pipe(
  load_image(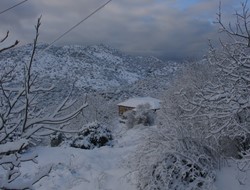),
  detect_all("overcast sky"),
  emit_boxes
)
[0,0,241,60]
